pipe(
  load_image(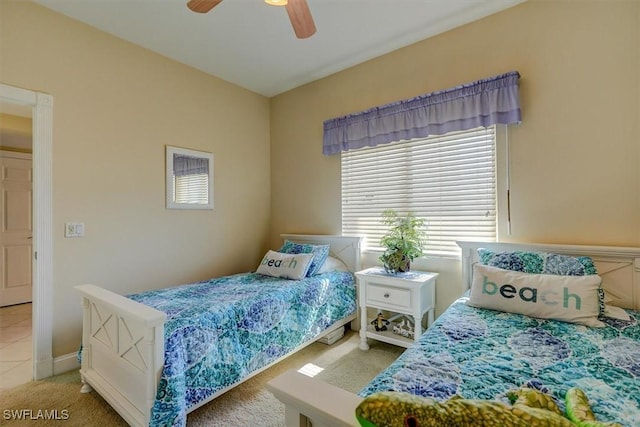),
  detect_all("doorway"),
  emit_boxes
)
[0,113,33,388]
[0,83,53,381]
